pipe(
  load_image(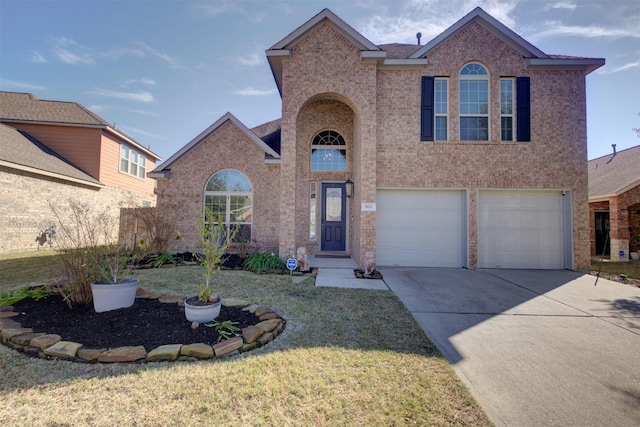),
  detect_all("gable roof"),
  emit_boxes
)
[410,7,604,74]
[266,8,603,95]
[266,8,427,95]
[148,113,281,178]
[589,145,640,201]
[0,92,162,161]
[0,123,103,188]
